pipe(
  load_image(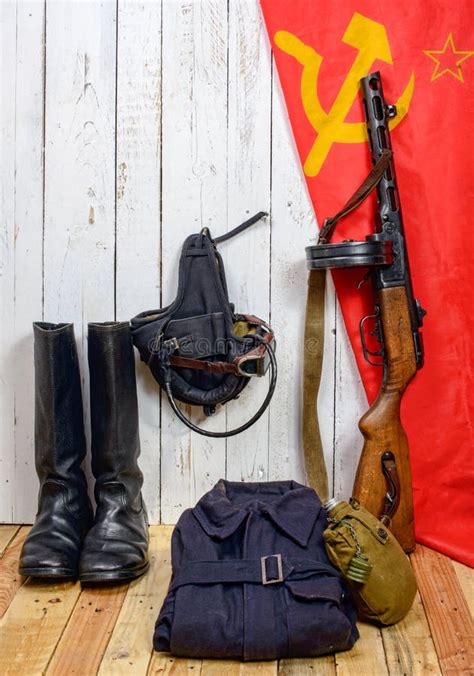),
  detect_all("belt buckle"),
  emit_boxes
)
[261,554,283,585]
